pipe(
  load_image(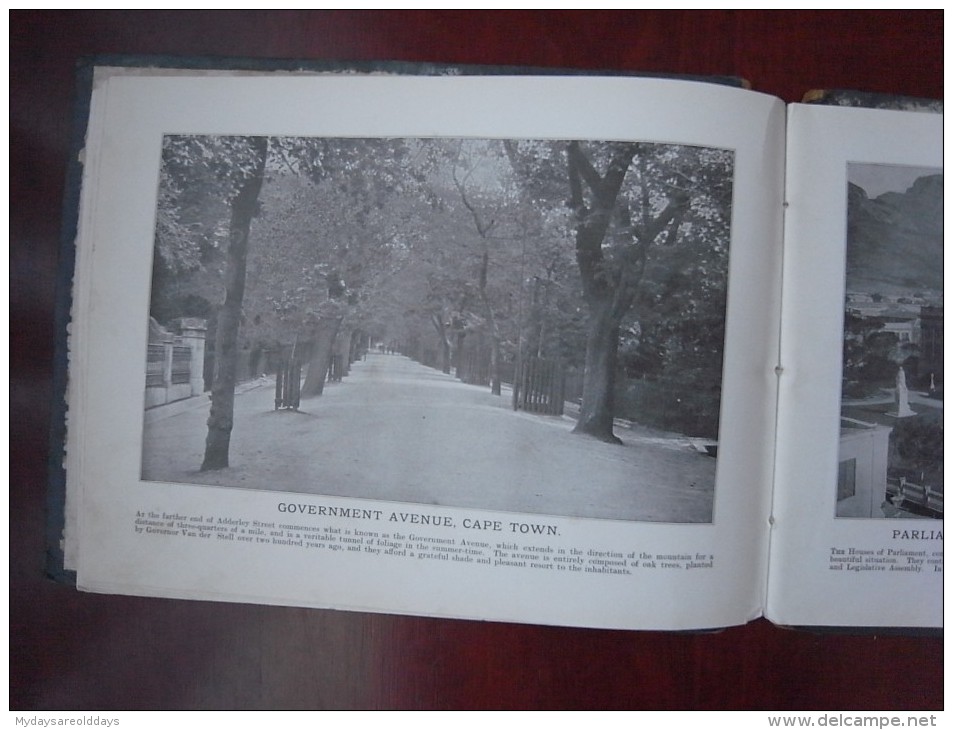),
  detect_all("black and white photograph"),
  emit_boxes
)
[836,163,943,519]
[141,134,735,524]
